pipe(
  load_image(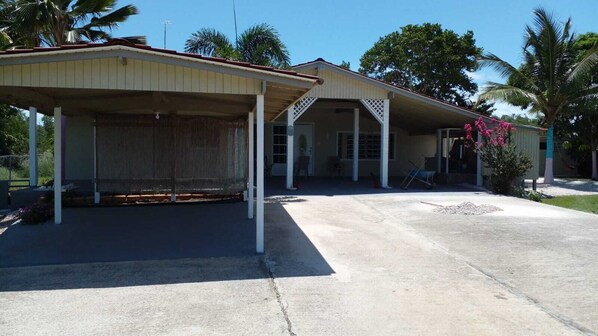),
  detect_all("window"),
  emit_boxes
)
[272,125,287,164]
[337,132,395,160]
